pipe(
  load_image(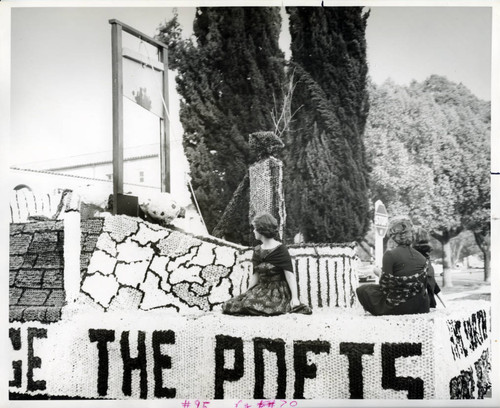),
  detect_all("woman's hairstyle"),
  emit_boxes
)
[252,212,279,239]
[388,215,414,245]
[413,226,433,256]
